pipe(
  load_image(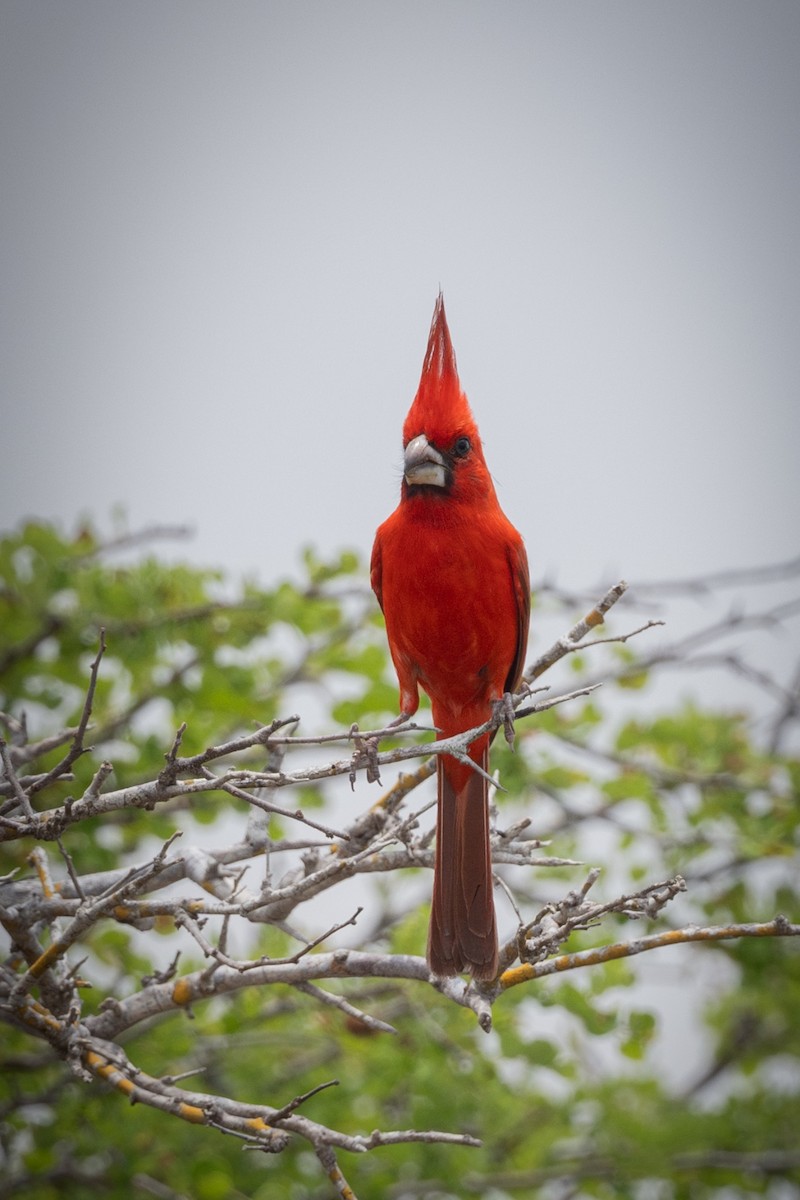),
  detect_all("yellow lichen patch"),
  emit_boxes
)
[177,1102,206,1124]
[84,1051,135,1095]
[245,1117,272,1132]
[498,963,534,989]
[28,942,65,978]
[171,977,194,1007]
[24,1000,62,1033]
[27,849,56,897]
